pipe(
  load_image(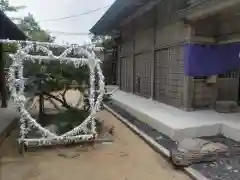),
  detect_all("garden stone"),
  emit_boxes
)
[171,138,229,166]
[177,138,228,153]
[178,138,209,151]
[201,142,228,152]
